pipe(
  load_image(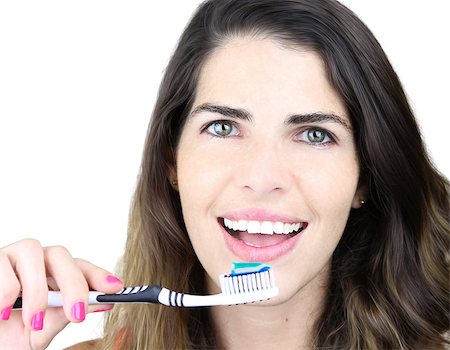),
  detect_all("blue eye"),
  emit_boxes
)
[296,128,334,145]
[206,121,240,137]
